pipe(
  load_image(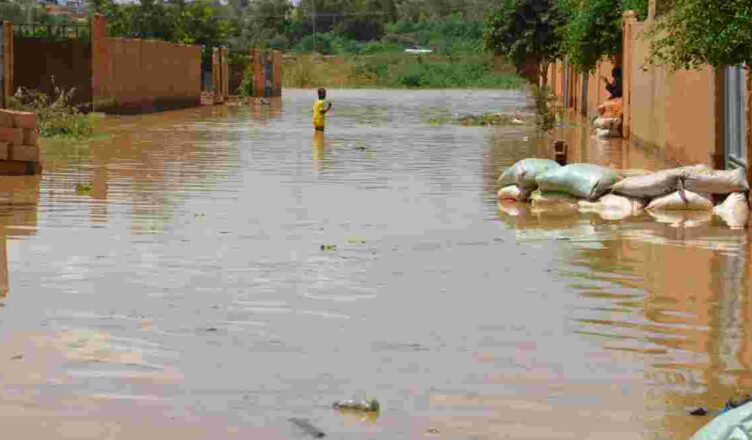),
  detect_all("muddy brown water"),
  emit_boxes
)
[0,89,749,439]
